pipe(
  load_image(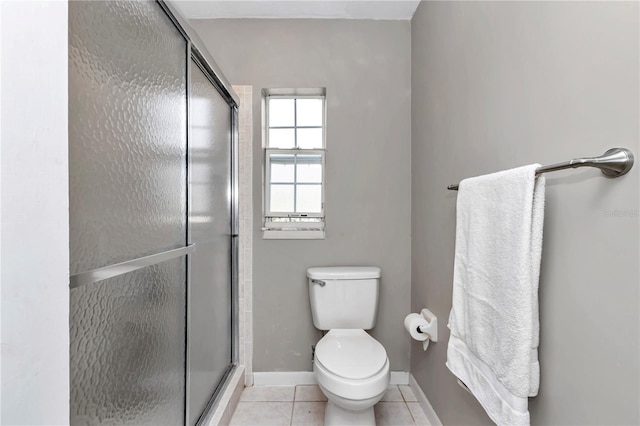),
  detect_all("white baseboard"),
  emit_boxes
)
[252,371,410,386]
[409,373,442,426]
[253,371,316,386]
[390,371,410,385]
